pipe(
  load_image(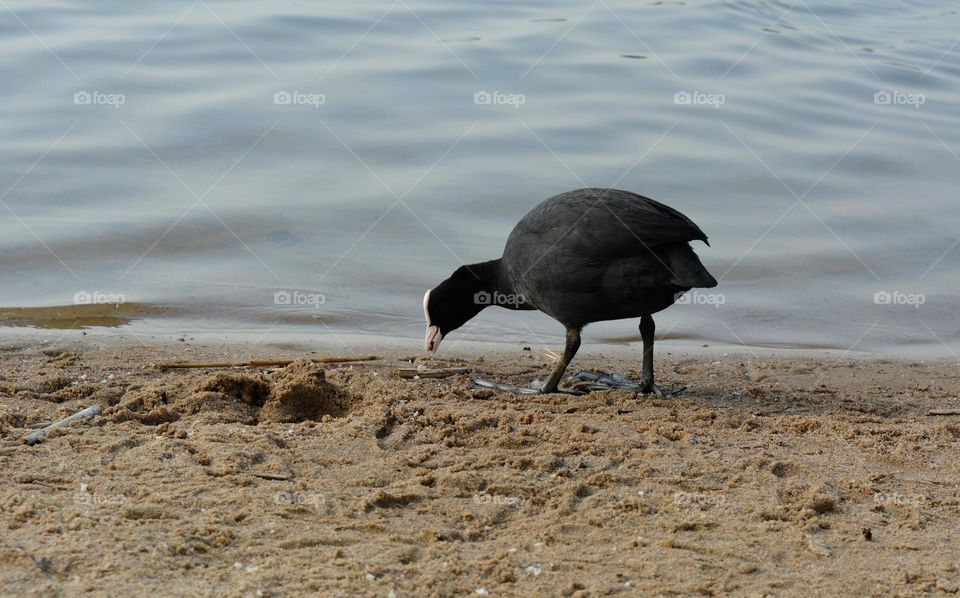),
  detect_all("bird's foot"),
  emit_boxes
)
[570,371,680,398]
[570,370,646,393]
[638,380,666,399]
[472,378,585,396]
